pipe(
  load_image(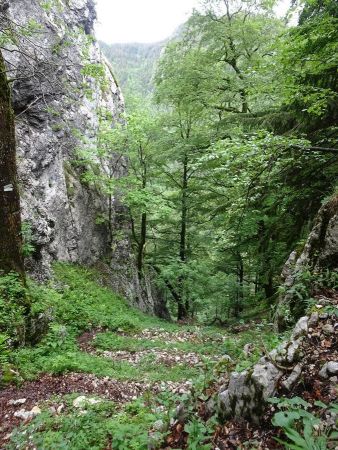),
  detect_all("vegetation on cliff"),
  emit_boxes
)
[0,0,337,448]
